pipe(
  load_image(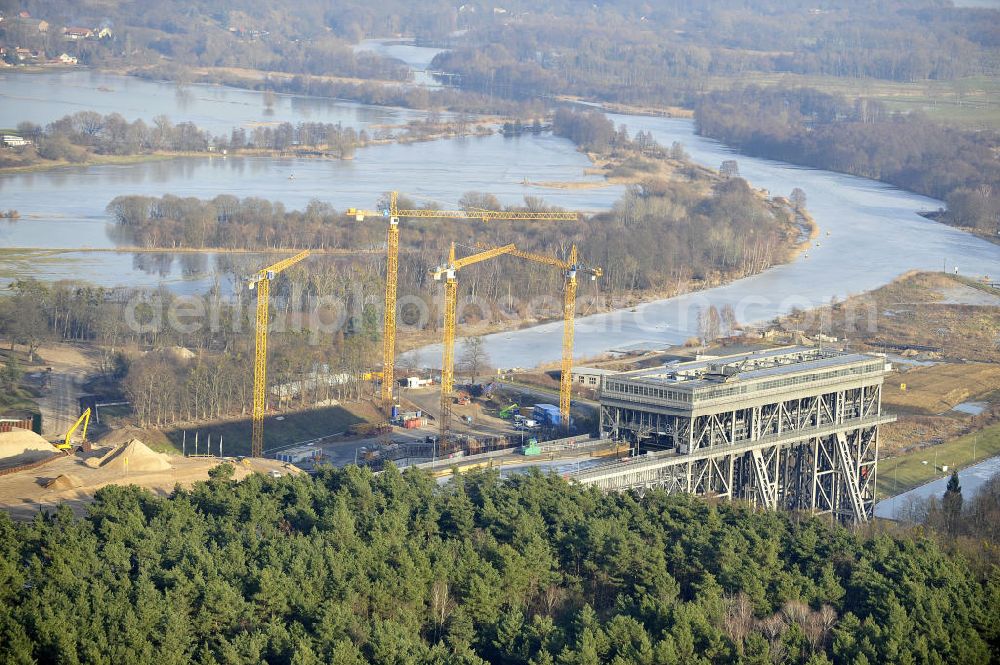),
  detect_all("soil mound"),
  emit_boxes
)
[95,426,152,448]
[0,429,58,466]
[98,439,172,473]
[44,473,82,490]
